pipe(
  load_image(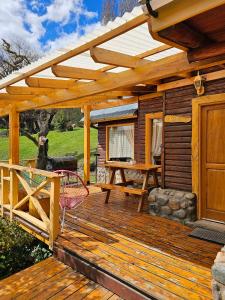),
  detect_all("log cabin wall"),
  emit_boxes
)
[164,78,225,192]
[97,79,225,191]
